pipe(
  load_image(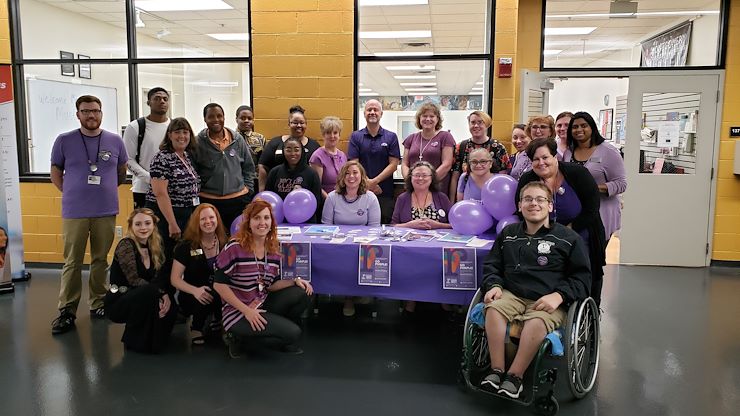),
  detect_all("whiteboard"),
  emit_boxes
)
[26,79,118,173]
